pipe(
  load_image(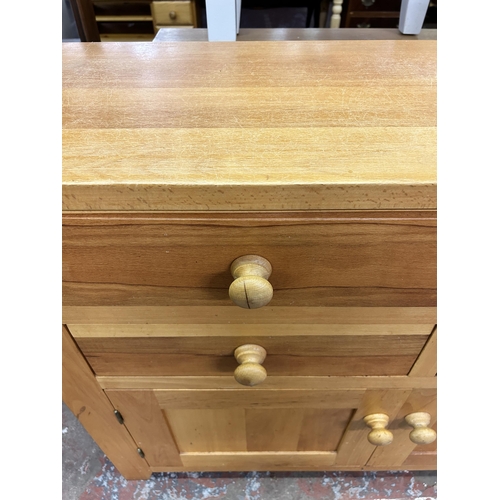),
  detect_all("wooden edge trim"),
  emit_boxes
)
[149,463,436,472]
[96,376,437,391]
[62,325,151,479]
[67,323,436,338]
[408,326,437,377]
[63,306,438,325]
[179,451,337,468]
